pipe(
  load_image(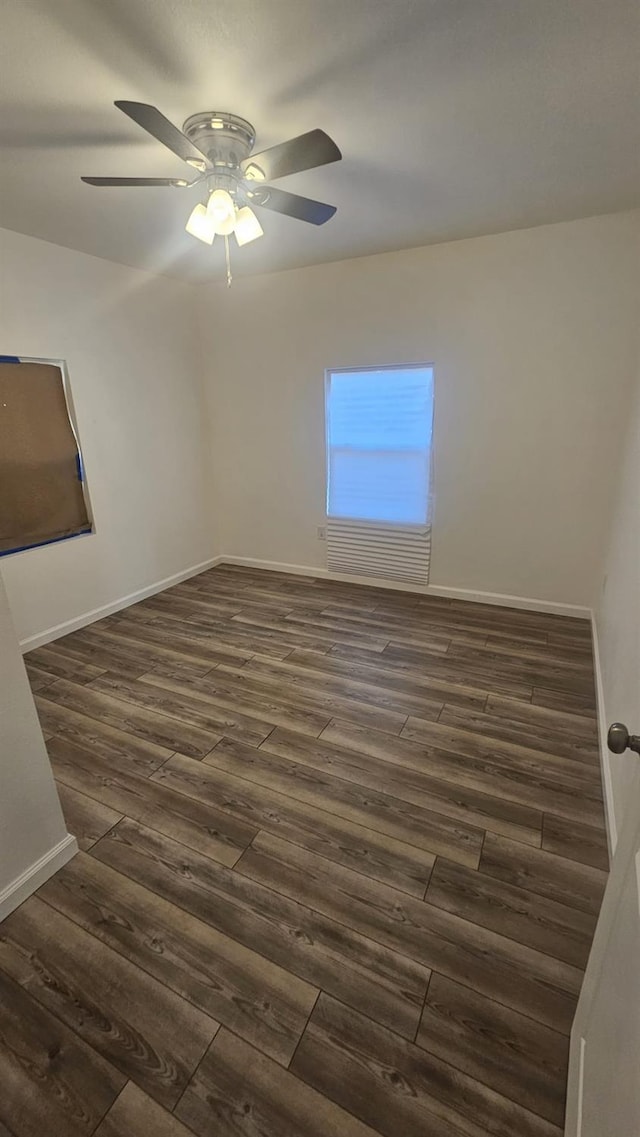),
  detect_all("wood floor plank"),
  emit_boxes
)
[152,752,436,897]
[272,645,488,711]
[38,851,316,1067]
[35,698,173,775]
[400,714,603,787]
[417,973,568,1127]
[0,897,218,1109]
[142,609,326,660]
[38,677,221,759]
[88,672,274,749]
[376,643,535,699]
[95,1082,196,1137]
[542,814,609,871]
[90,817,429,1040]
[425,857,596,968]
[291,993,561,1137]
[260,726,542,847]
[65,624,222,684]
[55,780,123,851]
[176,1026,380,1137]
[158,658,410,736]
[439,703,599,767]
[104,616,256,667]
[25,644,106,684]
[0,968,125,1137]
[240,653,445,724]
[37,633,151,680]
[49,737,256,865]
[479,832,607,916]
[302,645,495,704]
[206,736,483,867]
[231,608,390,653]
[531,687,597,717]
[23,663,59,692]
[142,667,334,738]
[322,719,605,827]
[236,832,582,1033]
